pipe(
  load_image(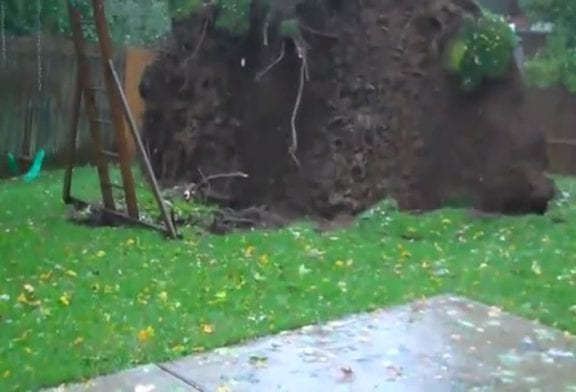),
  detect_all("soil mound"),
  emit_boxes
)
[139,0,555,223]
